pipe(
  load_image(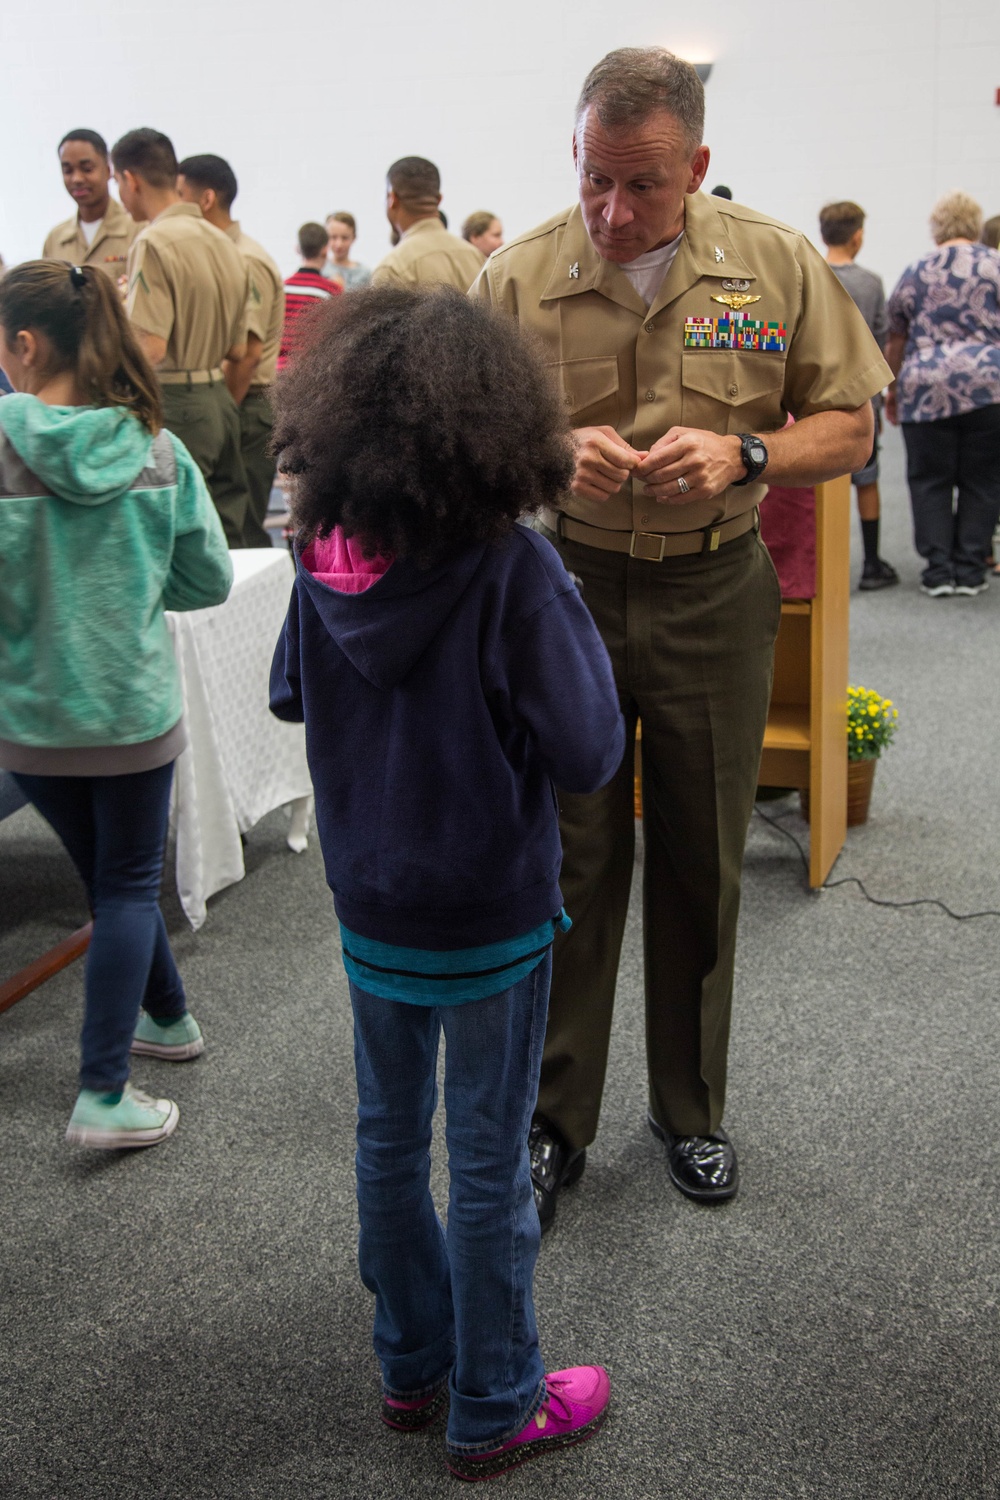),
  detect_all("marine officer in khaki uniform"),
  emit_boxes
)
[177,154,285,549]
[474,47,890,1227]
[111,129,252,546]
[43,129,142,286]
[373,157,484,292]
